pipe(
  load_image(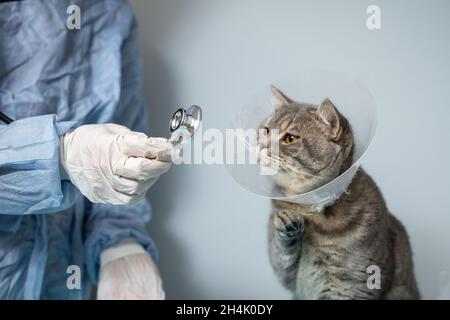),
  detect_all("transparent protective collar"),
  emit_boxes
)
[225,70,377,212]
